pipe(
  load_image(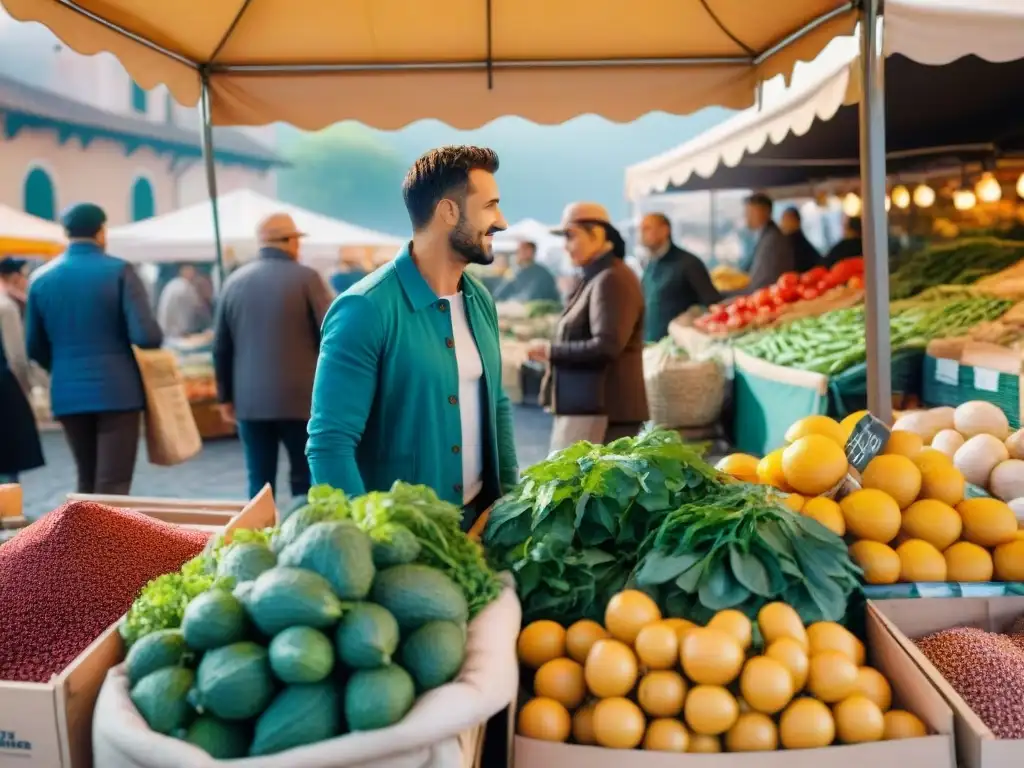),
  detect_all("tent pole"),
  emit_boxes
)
[858,0,891,423]
[198,71,225,290]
